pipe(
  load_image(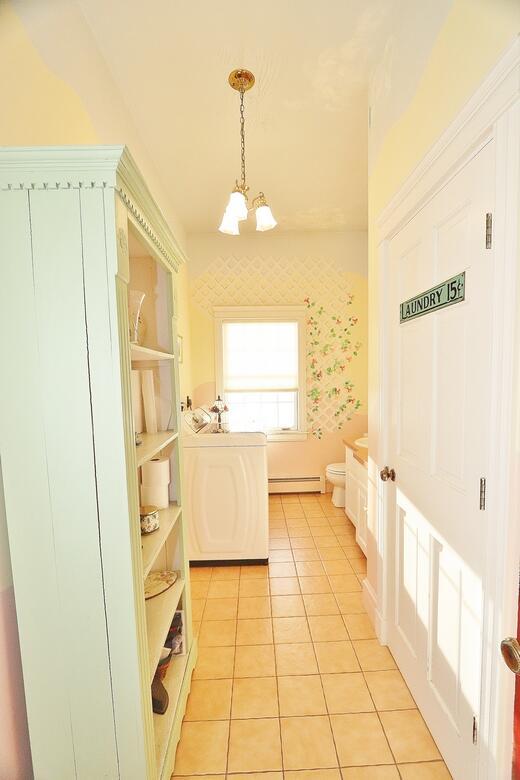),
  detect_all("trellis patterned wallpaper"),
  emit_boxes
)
[190,247,367,438]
